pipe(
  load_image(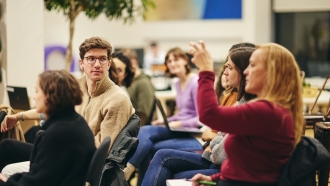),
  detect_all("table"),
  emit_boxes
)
[155,90,177,120]
[303,91,330,114]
